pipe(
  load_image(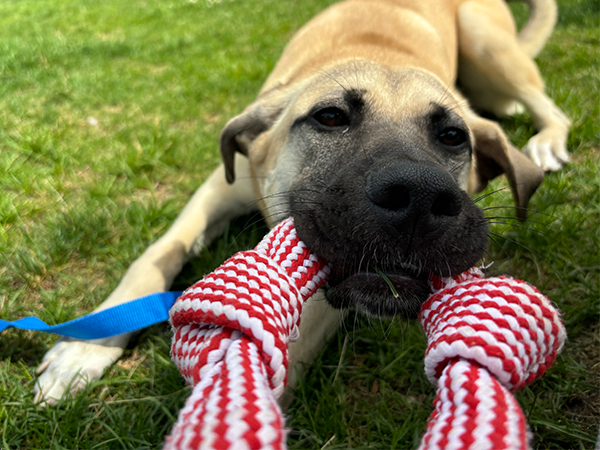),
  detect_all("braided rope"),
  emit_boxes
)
[419,269,566,449]
[165,219,566,450]
[165,218,330,449]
